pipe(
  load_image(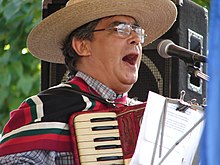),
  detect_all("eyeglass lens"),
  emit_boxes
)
[115,24,146,43]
